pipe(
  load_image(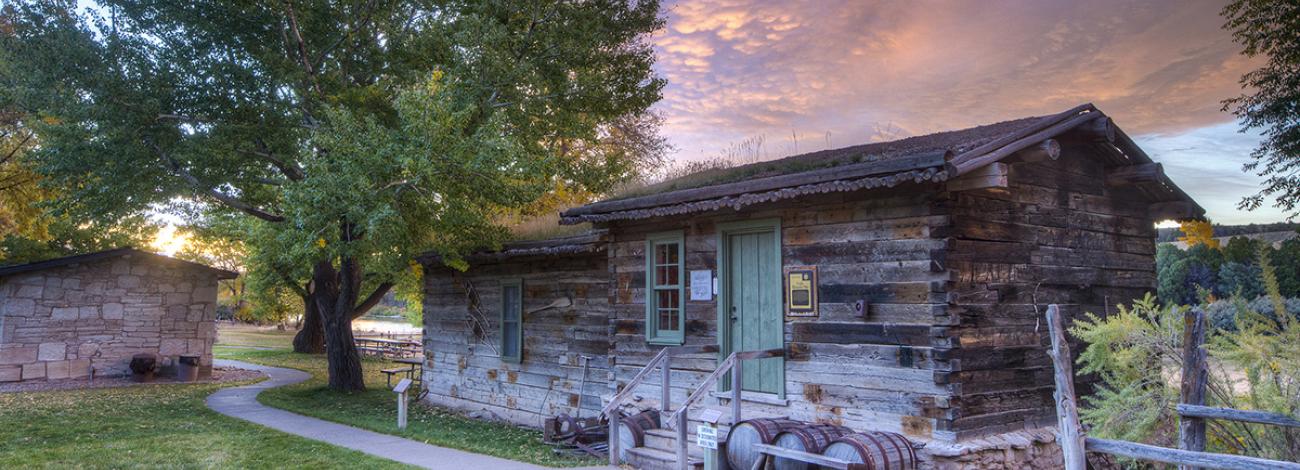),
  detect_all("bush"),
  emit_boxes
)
[1075,250,1300,460]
